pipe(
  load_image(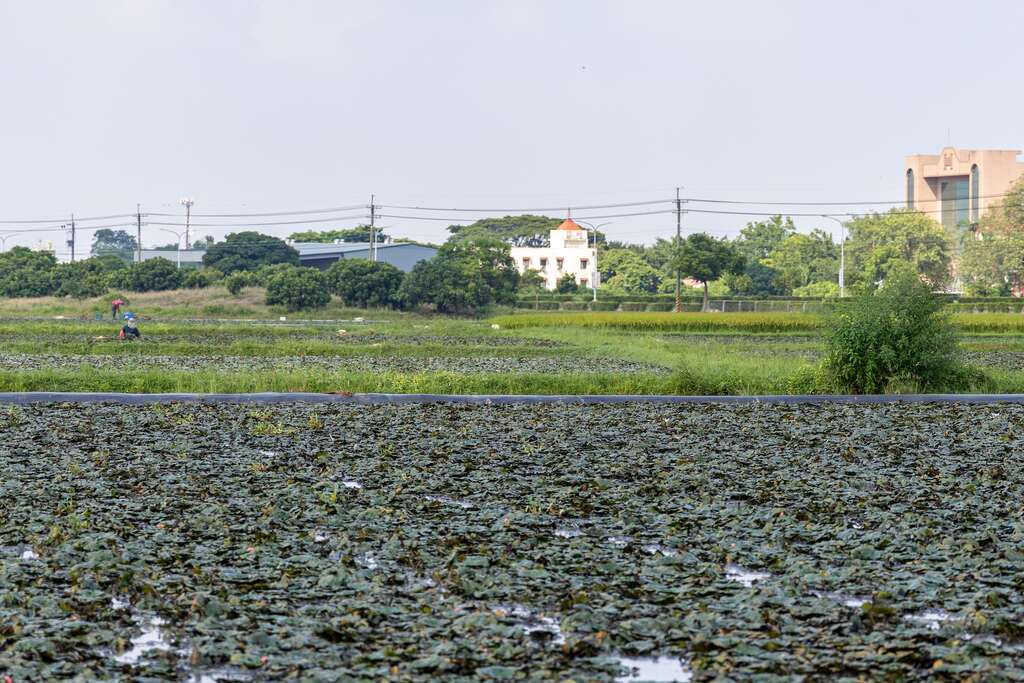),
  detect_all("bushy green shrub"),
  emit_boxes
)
[555,273,579,294]
[822,265,970,393]
[325,259,404,308]
[0,247,58,297]
[105,257,182,292]
[399,239,519,313]
[183,268,221,289]
[224,271,254,295]
[252,263,297,287]
[265,267,330,311]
